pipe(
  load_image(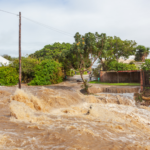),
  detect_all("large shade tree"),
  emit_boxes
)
[58,49,73,77]
[60,32,107,88]
[99,36,137,71]
[135,45,150,62]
